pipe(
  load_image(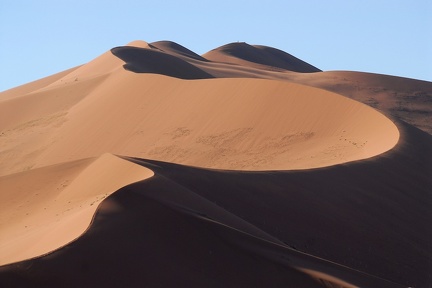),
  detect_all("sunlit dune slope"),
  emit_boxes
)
[0,153,153,265]
[0,66,81,101]
[0,65,399,175]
